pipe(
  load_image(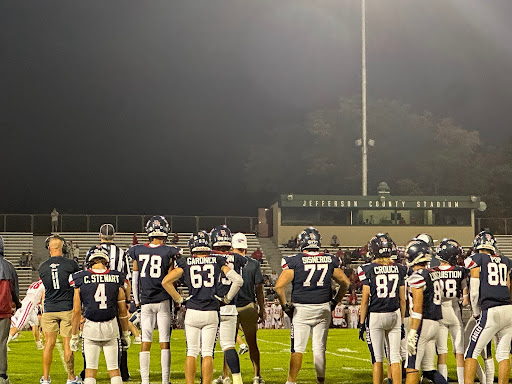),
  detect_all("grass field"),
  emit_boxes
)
[7,329,460,384]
